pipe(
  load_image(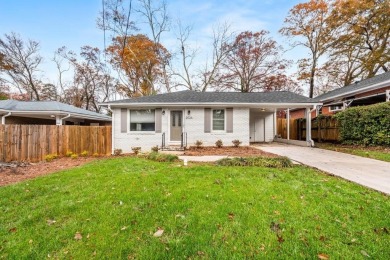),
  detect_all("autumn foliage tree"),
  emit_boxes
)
[280,0,332,98]
[328,0,389,80]
[107,34,170,97]
[220,31,293,93]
